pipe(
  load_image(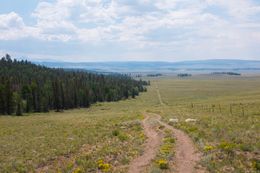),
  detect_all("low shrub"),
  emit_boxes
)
[163,137,175,144]
[73,168,82,173]
[204,145,214,152]
[218,142,236,153]
[97,160,111,172]
[252,159,260,171]
[112,129,120,136]
[239,144,253,152]
[158,159,169,169]
[118,133,129,141]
